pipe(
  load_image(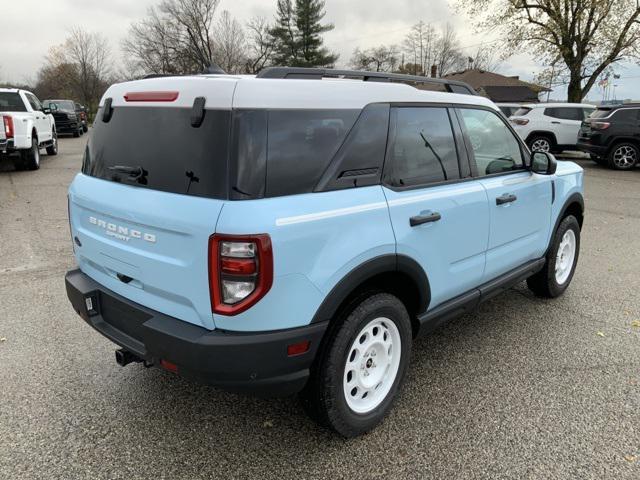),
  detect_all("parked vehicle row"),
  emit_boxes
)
[0,88,57,170]
[498,101,639,170]
[65,68,584,437]
[43,100,87,137]
[578,104,640,170]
